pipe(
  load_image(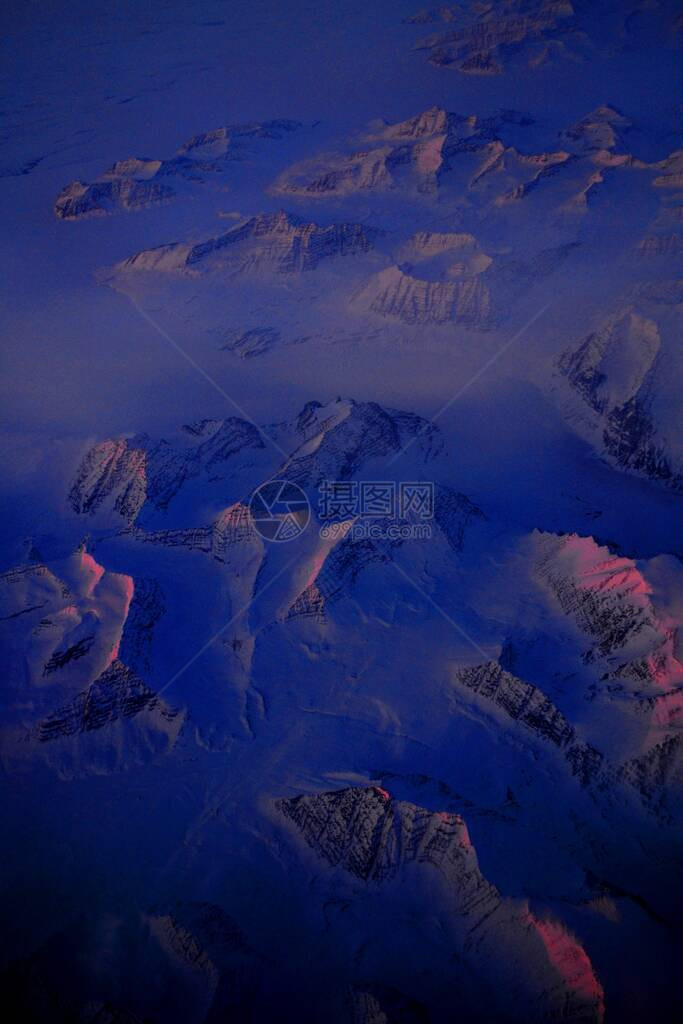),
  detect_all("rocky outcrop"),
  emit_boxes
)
[637,233,683,258]
[21,656,185,777]
[311,537,389,605]
[454,660,575,747]
[176,118,302,158]
[42,634,96,674]
[119,211,376,277]
[356,237,576,327]
[118,578,166,675]
[274,147,395,196]
[36,659,180,741]
[69,418,264,523]
[651,149,683,192]
[534,533,683,705]
[282,399,440,488]
[538,539,655,657]
[560,106,631,153]
[602,396,682,489]
[1,548,134,694]
[147,902,259,1022]
[280,787,605,1022]
[557,292,683,490]
[538,535,653,652]
[434,486,484,551]
[523,911,605,1024]
[286,583,326,623]
[355,265,493,326]
[279,786,498,896]
[618,733,683,821]
[219,326,280,358]
[141,503,259,563]
[558,309,660,418]
[55,174,176,219]
[274,105,568,203]
[55,120,302,218]
[397,230,492,272]
[148,913,219,994]
[452,660,606,786]
[69,440,148,521]
[408,1,589,74]
[270,107,488,195]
